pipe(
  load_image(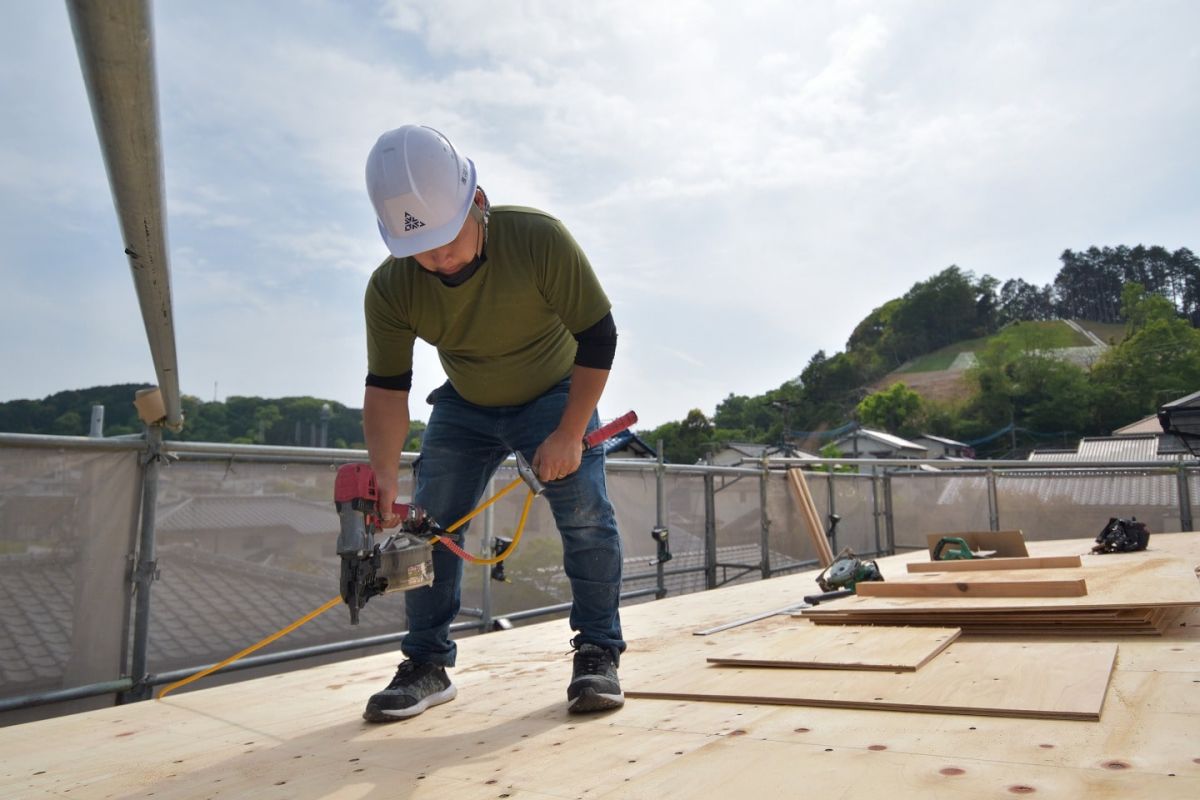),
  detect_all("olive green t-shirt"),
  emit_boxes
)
[364,206,611,407]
